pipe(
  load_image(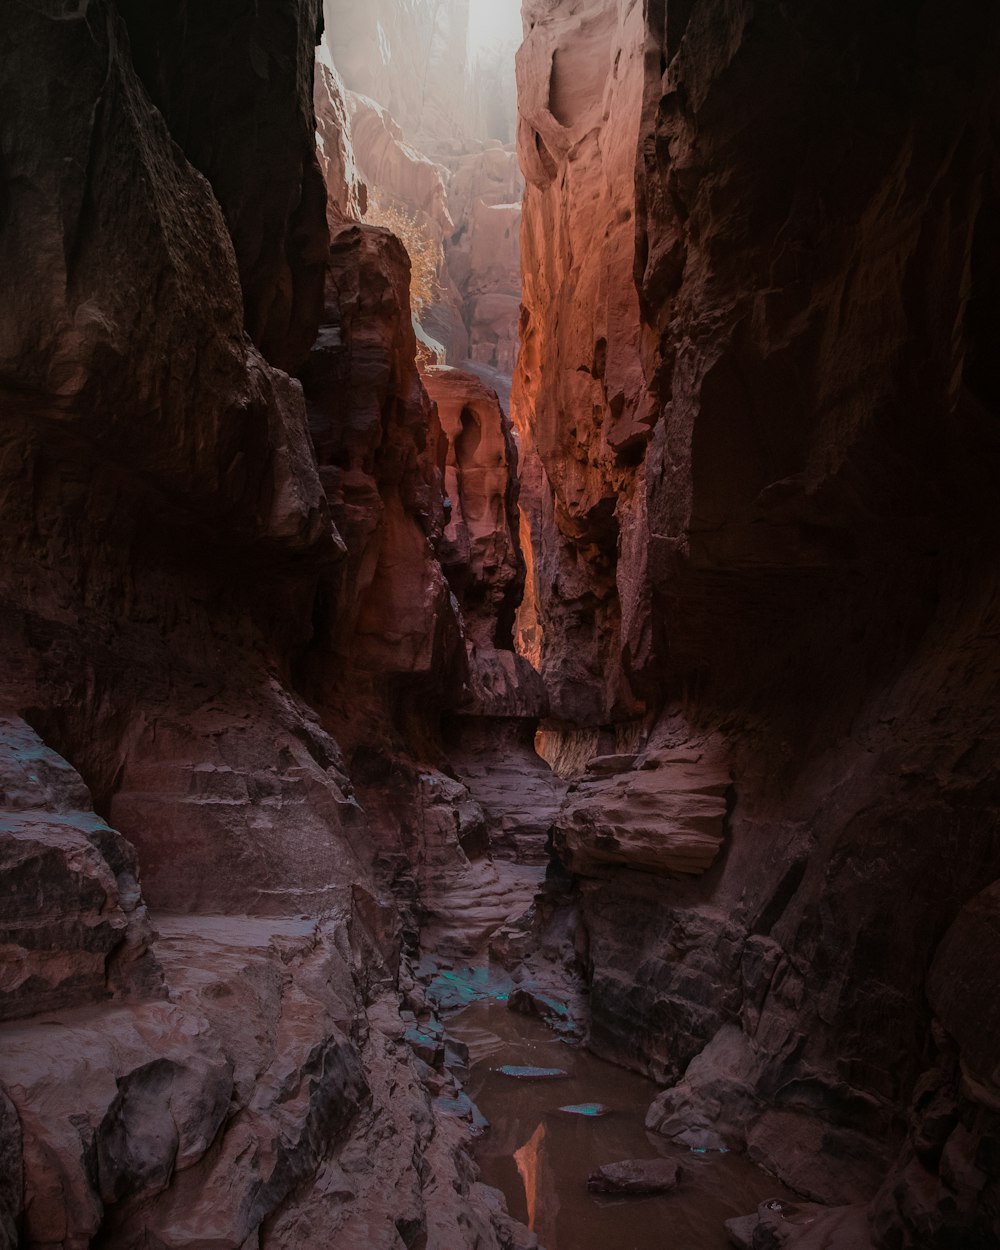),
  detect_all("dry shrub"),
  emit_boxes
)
[365,200,442,314]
